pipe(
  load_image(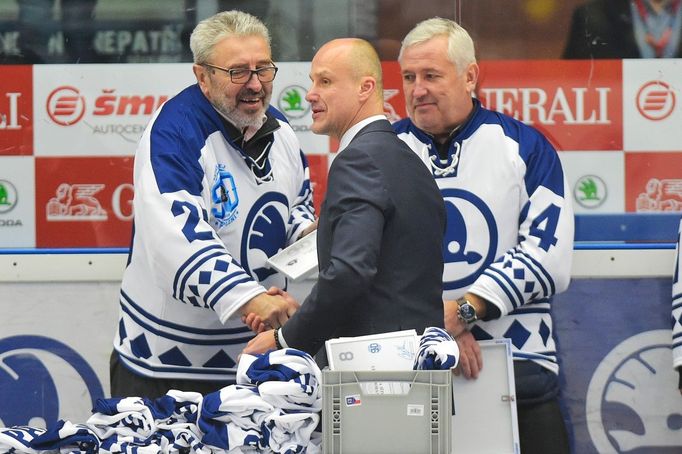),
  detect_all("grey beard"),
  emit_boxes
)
[216,91,272,130]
